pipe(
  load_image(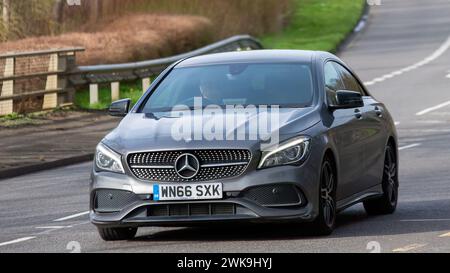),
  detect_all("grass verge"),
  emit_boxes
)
[261,0,366,52]
[74,81,146,110]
